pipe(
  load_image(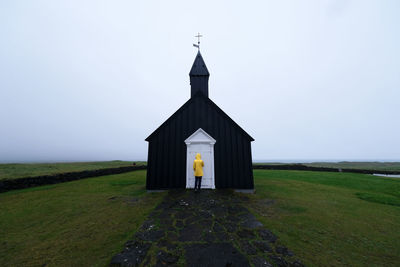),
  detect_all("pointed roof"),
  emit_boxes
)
[145,92,254,142]
[189,51,210,76]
